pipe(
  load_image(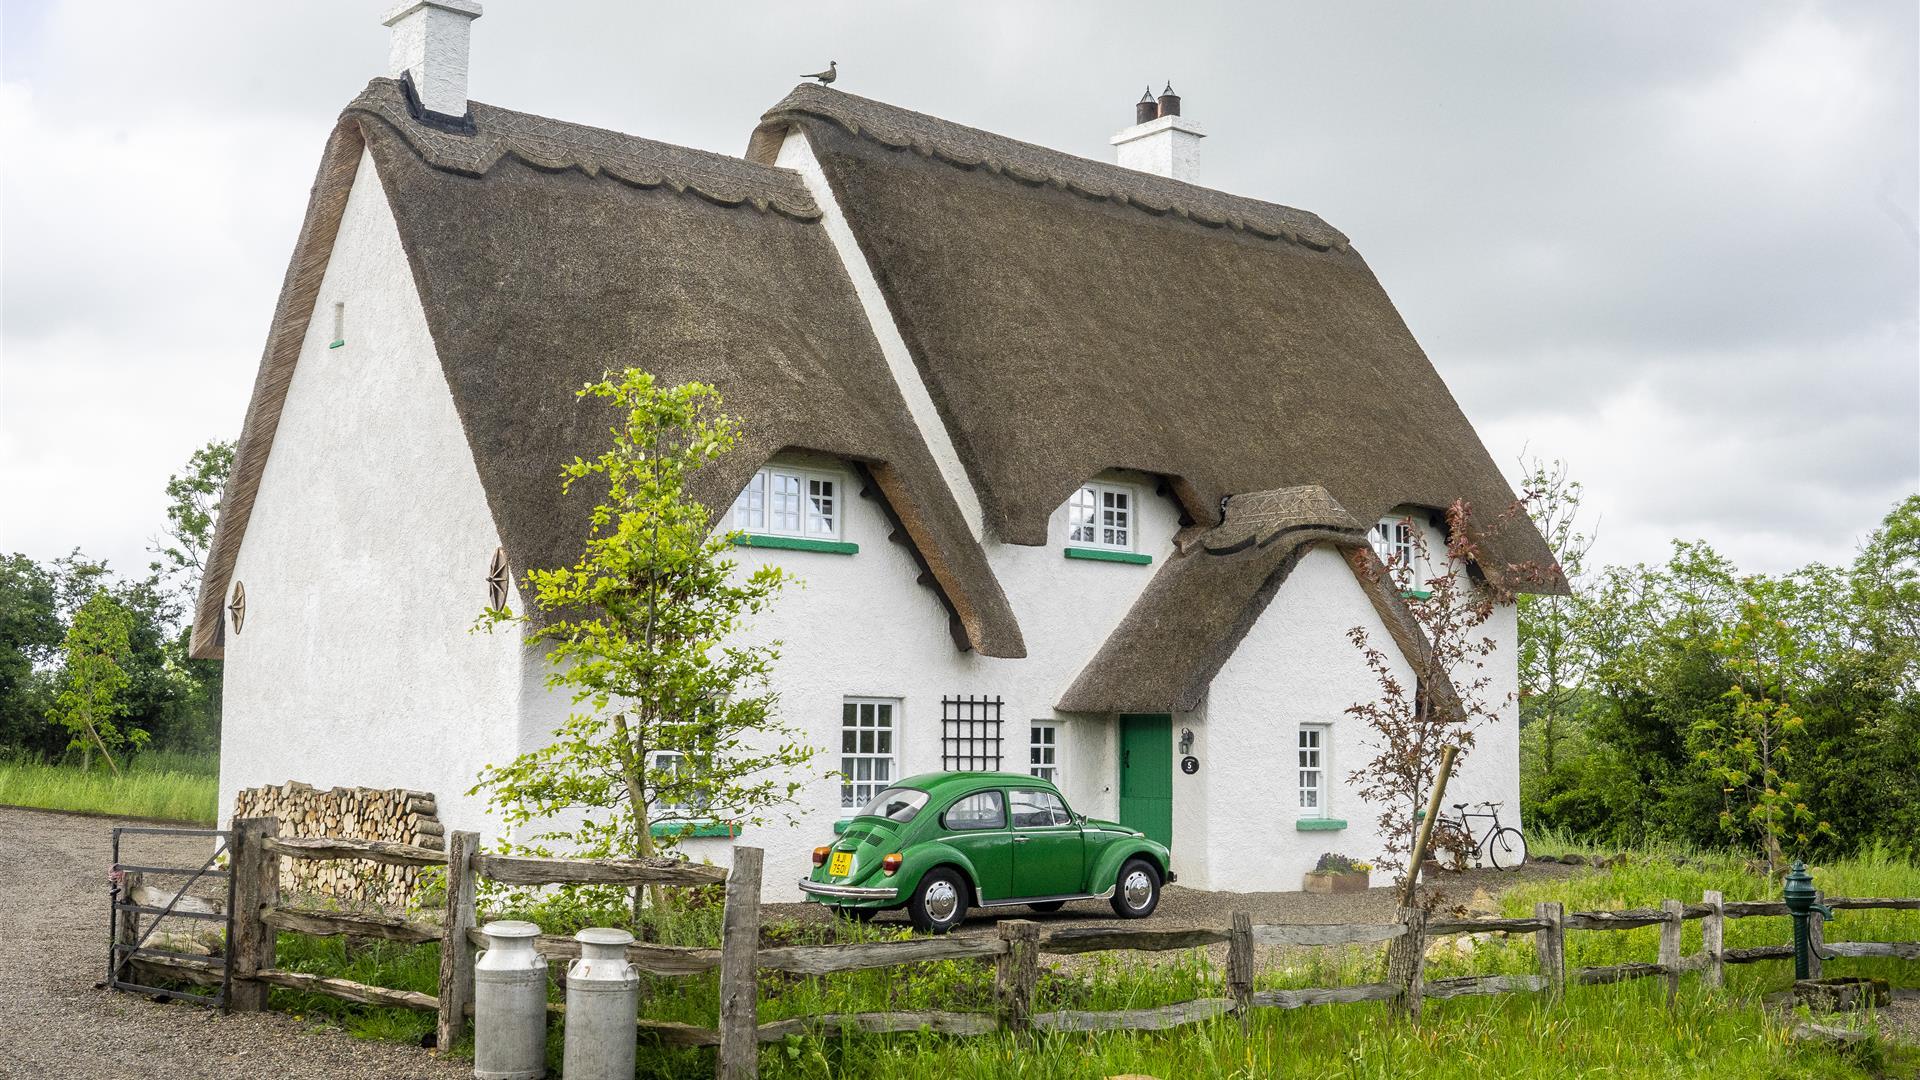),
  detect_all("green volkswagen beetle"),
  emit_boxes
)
[799,771,1175,933]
